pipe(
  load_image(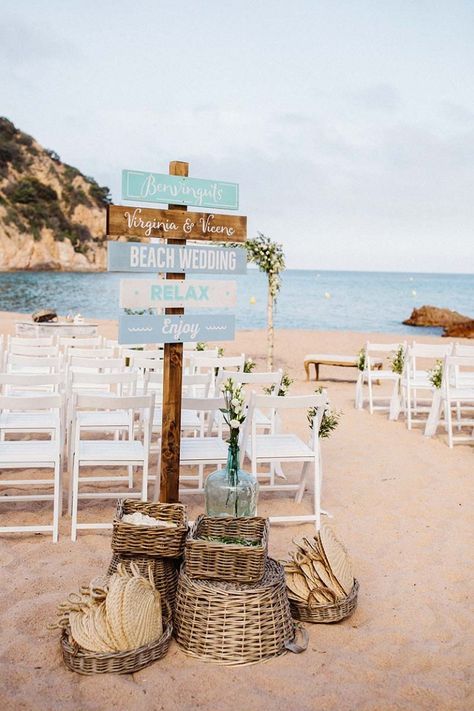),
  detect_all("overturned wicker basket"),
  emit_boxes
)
[290,579,359,624]
[61,611,173,675]
[174,558,306,665]
[108,553,180,610]
[185,515,268,584]
[112,500,188,558]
